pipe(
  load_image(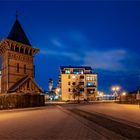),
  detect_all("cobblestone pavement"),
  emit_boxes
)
[0,106,109,140]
